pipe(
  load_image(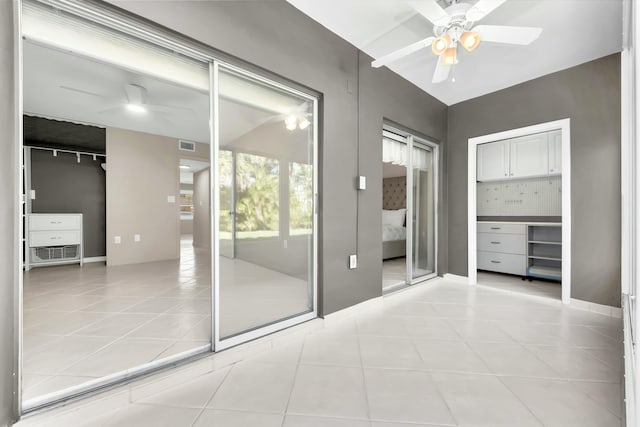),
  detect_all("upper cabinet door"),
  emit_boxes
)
[509,132,549,179]
[548,130,562,176]
[477,140,510,182]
